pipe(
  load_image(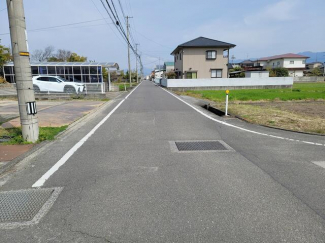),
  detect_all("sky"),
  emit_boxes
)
[0,0,324,74]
